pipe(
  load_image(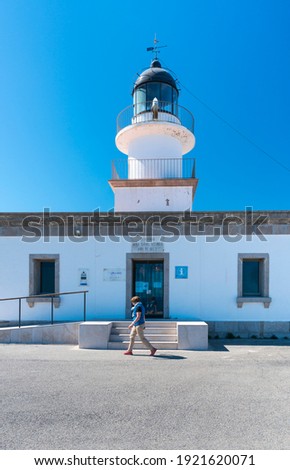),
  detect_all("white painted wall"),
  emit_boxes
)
[0,237,130,323]
[114,186,193,212]
[115,121,195,155]
[0,234,290,323]
[128,134,182,159]
[167,235,290,322]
